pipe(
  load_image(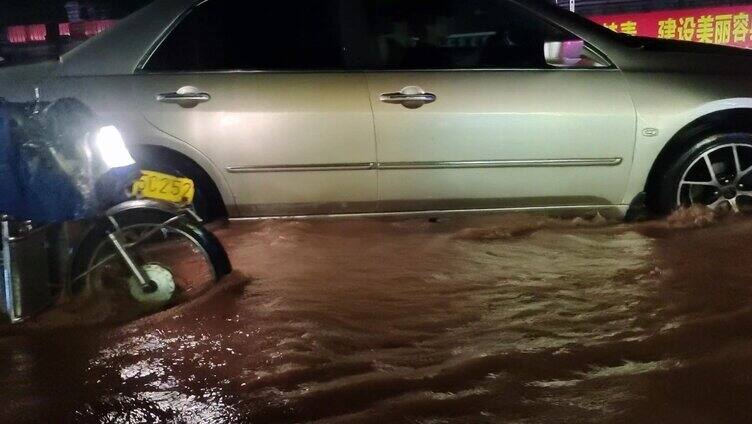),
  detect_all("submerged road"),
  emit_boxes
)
[1,210,752,423]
